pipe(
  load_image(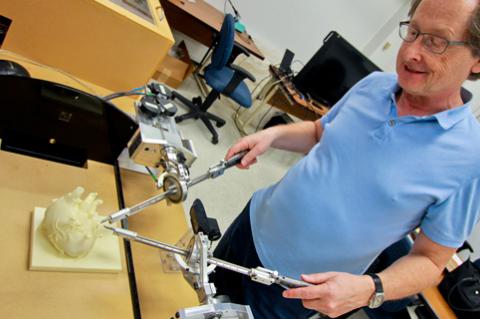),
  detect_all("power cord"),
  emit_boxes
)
[103,87,148,101]
[292,59,305,70]
[254,105,273,132]
[251,70,301,133]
